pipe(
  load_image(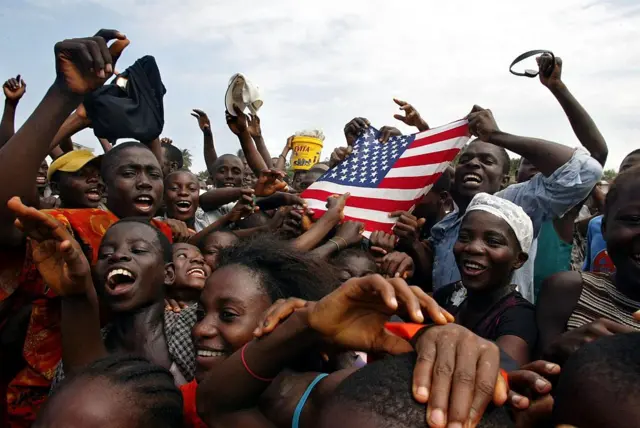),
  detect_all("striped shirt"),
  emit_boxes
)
[566,272,640,331]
